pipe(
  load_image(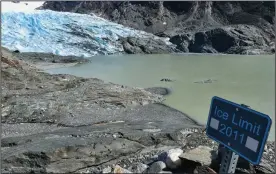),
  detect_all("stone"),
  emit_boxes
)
[121,37,177,54]
[255,159,275,173]
[122,40,143,54]
[160,148,183,169]
[145,87,171,96]
[193,166,217,174]
[169,34,191,52]
[179,146,216,166]
[131,101,138,106]
[102,166,112,173]
[113,165,132,174]
[147,161,166,173]
[160,78,174,82]
[13,50,20,53]
[128,163,148,173]
[158,171,173,174]
[141,101,149,106]
[142,128,162,133]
